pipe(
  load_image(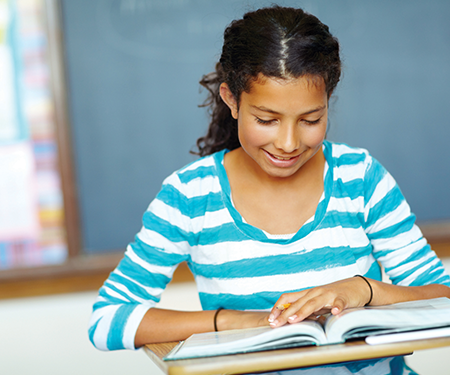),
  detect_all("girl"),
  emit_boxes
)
[89,6,450,374]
